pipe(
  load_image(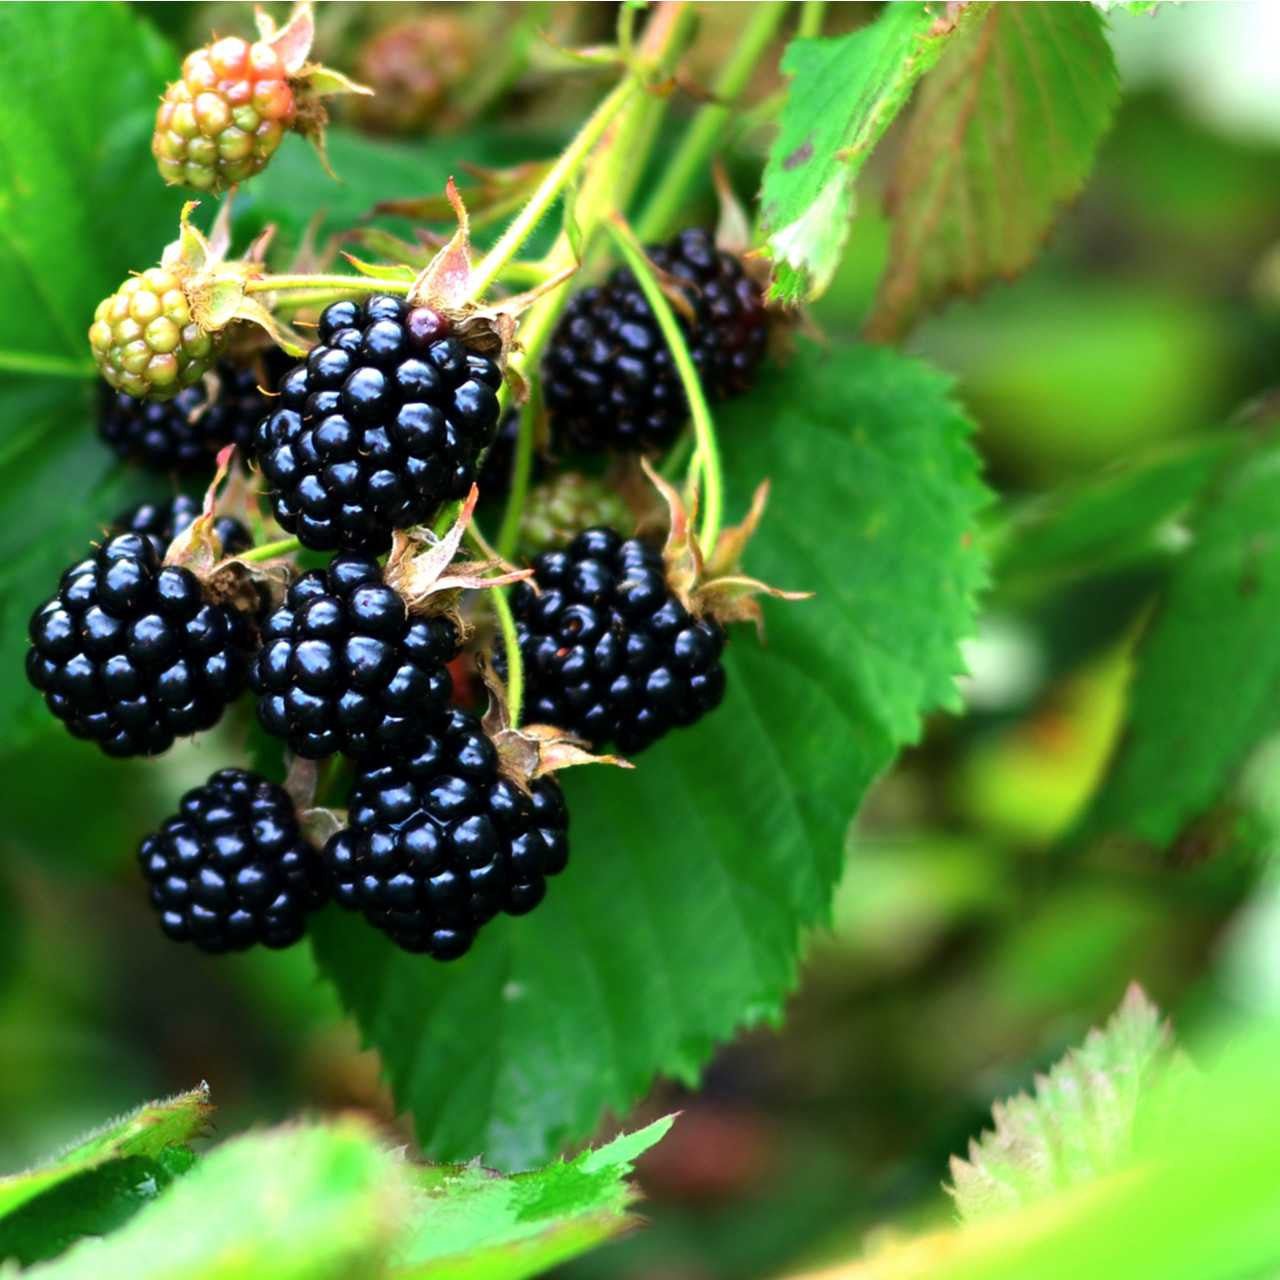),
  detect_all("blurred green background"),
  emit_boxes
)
[3,4,1280,1277]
